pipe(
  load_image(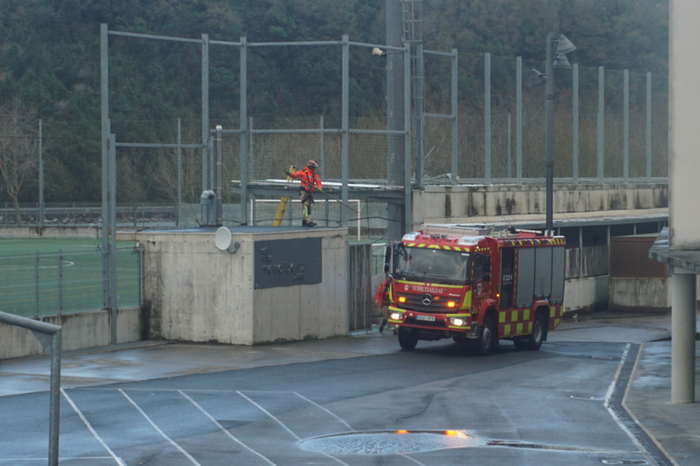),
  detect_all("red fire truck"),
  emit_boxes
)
[384,224,566,355]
